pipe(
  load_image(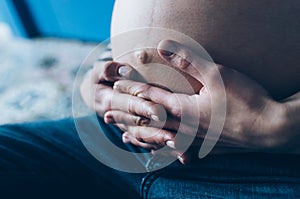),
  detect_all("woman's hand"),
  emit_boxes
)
[80,60,165,121]
[109,40,292,161]
[80,59,175,150]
